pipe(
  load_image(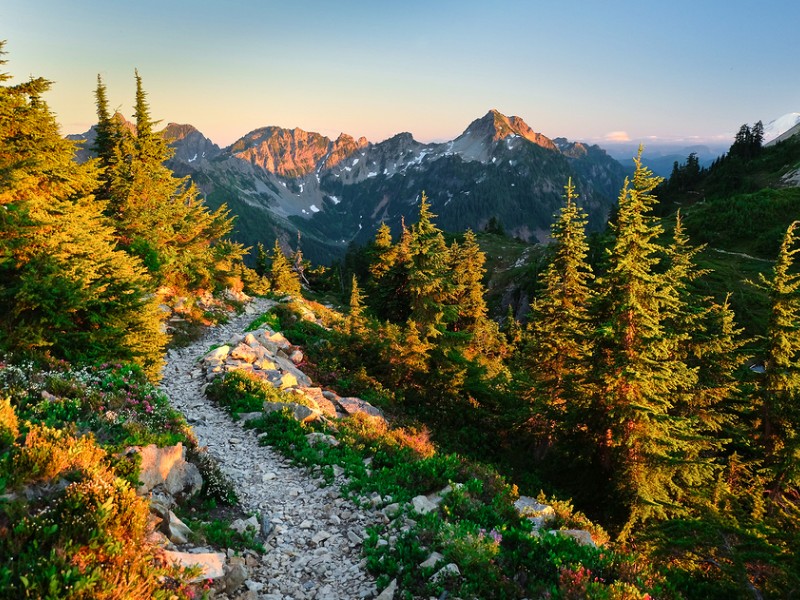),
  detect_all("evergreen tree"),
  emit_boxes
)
[0,45,166,378]
[381,319,433,387]
[451,230,489,332]
[595,149,703,537]
[97,72,239,297]
[291,233,310,287]
[502,304,523,348]
[751,120,765,153]
[450,230,507,375]
[345,275,367,335]
[751,221,800,502]
[92,75,122,202]
[255,242,269,277]
[367,221,411,323]
[368,222,397,280]
[528,178,595,425]
[407,193,452,340]
[269,239,302,296]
